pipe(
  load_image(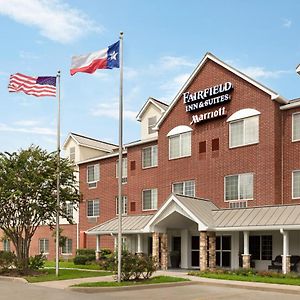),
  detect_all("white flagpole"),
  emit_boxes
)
[117,32,124,283]
[55,70,61,277]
